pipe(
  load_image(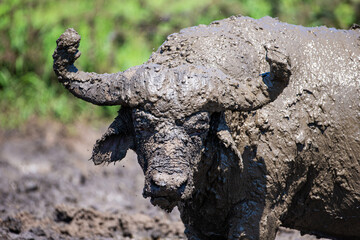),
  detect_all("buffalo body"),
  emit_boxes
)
[53,16,360,239]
